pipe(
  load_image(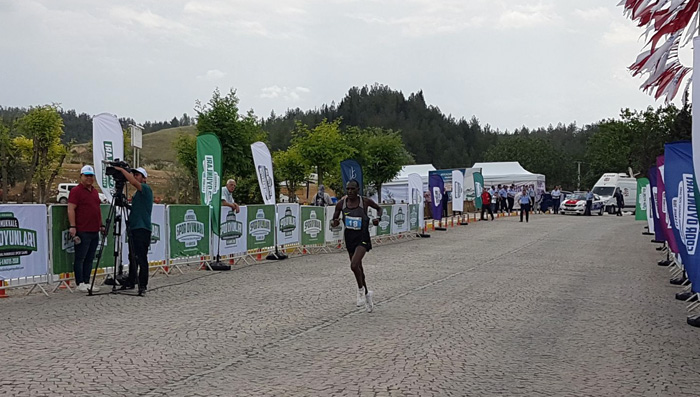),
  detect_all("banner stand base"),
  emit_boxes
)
[459,222,469,226]
[651,240,664,243]
[642,232,654,235]
[208,261,232,271]
[417,233,431,238]
[434,227,447,231]
[267,249,288,261]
